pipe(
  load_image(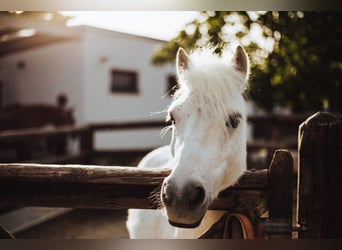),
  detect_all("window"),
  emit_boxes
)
[110,69,138,94]
[166,74,178,96]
